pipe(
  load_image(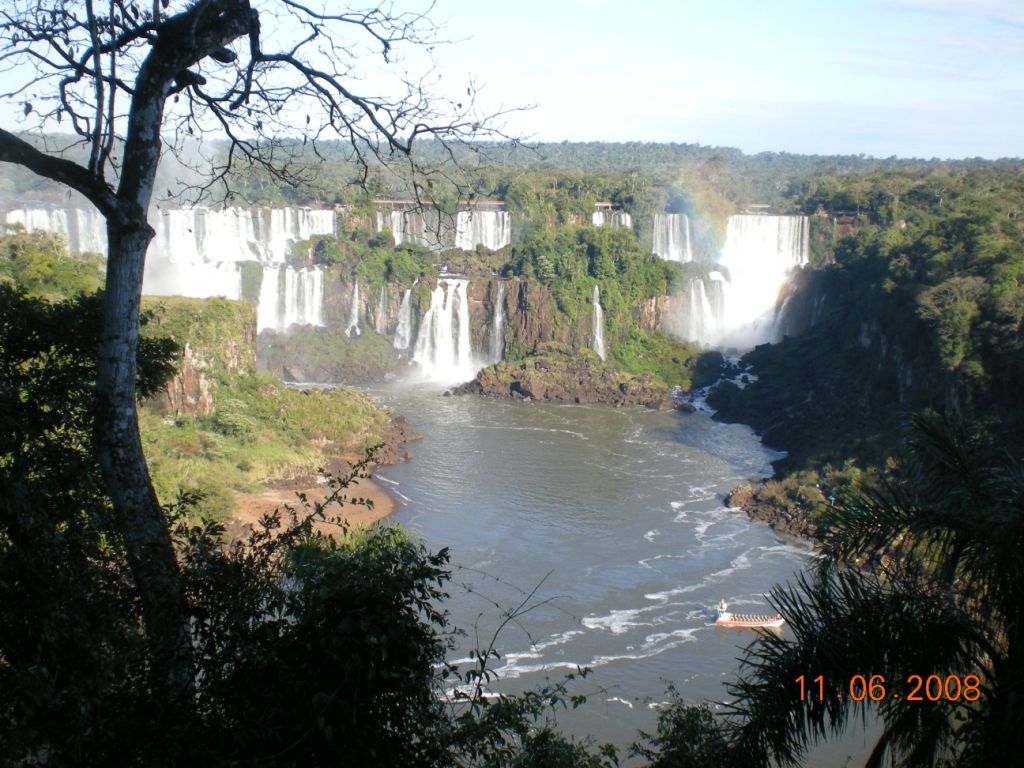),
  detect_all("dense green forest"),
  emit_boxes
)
[709,164,1024,530]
